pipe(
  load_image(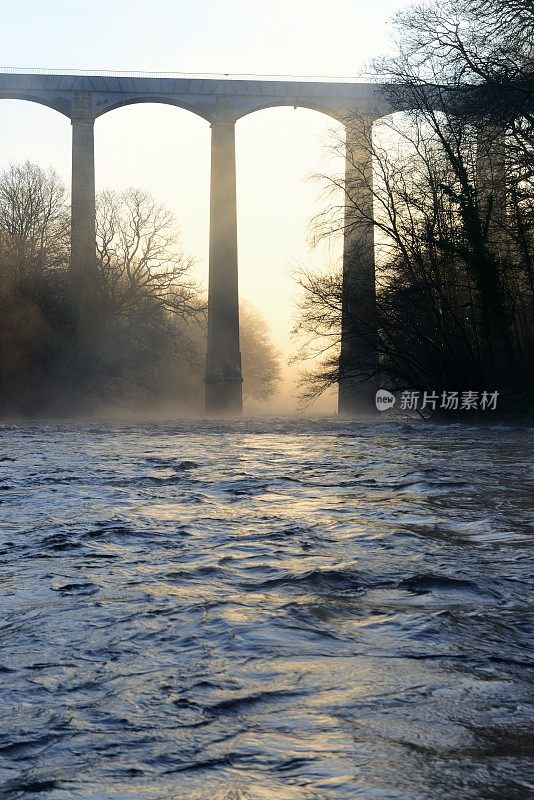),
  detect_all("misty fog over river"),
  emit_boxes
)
[0,418,533,799]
